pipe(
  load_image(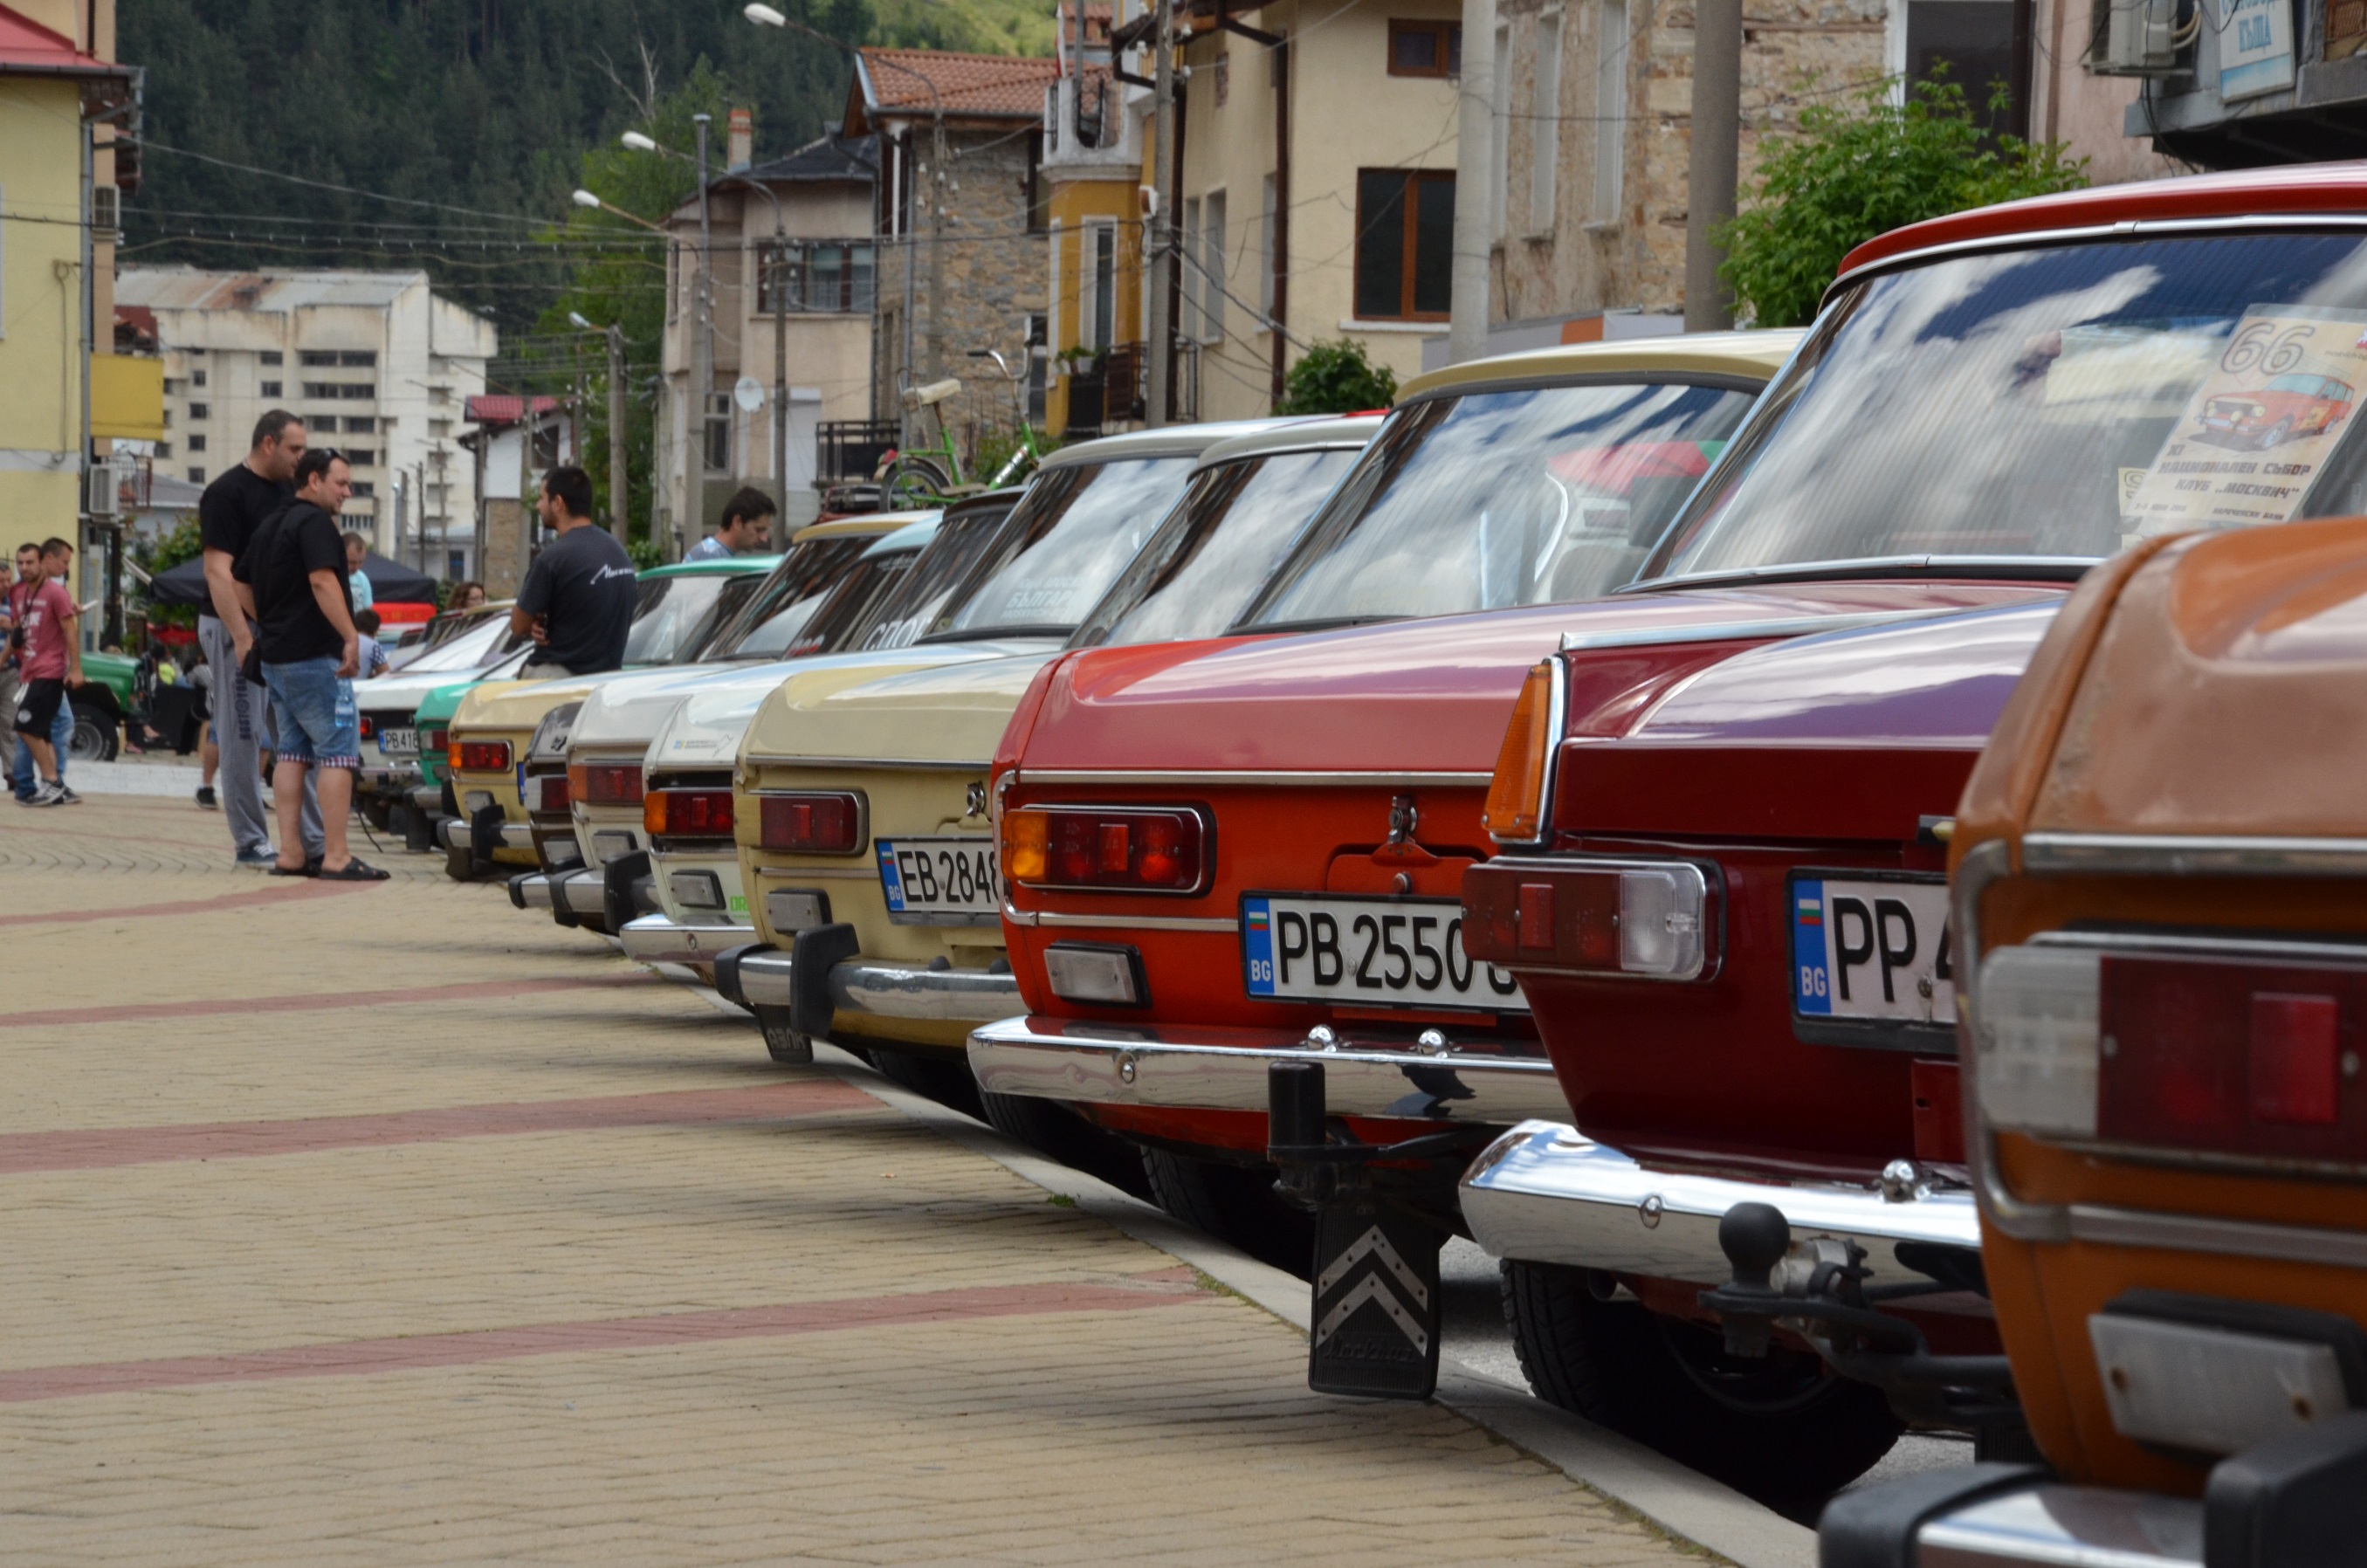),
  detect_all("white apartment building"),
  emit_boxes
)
[113,268,497,575]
